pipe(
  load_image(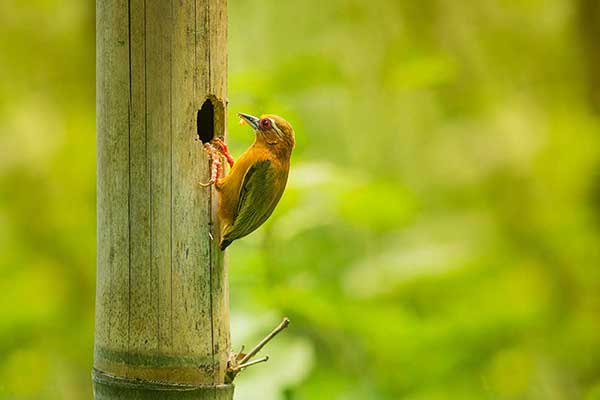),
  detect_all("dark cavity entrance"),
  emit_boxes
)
[197,98,215,143]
